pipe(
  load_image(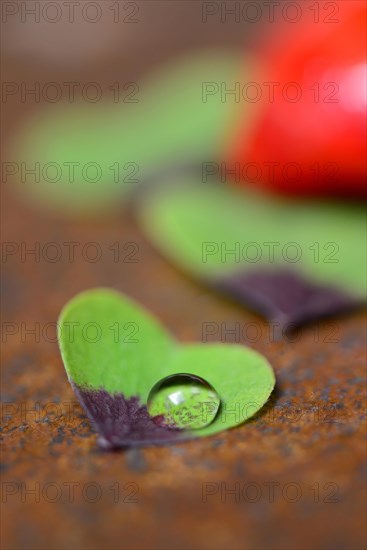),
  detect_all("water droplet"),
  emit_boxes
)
[147,373,220,430]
